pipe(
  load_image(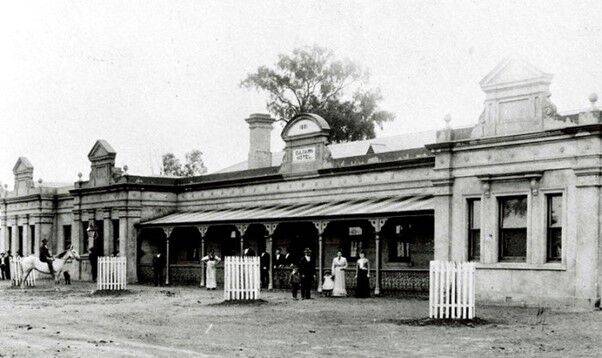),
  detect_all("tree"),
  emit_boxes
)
[241,45,395,142]
[160,150,207,177]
